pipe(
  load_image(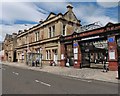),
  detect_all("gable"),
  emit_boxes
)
[4,34,12,42]
[46,12,56,20]
[105,22,114,27]
[64,11,78,22]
